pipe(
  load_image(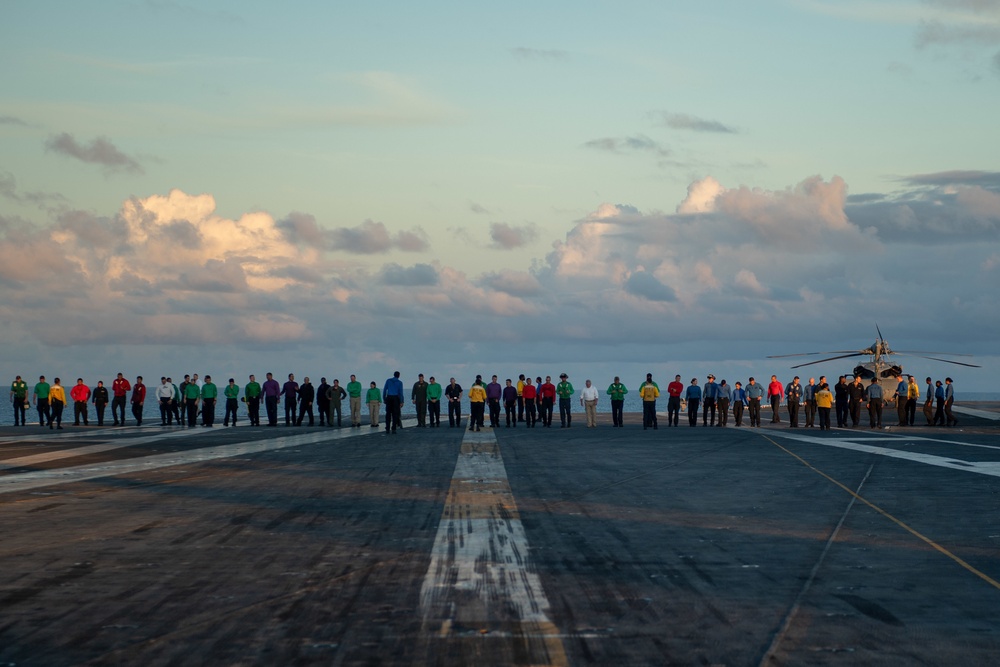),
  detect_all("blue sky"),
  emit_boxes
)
[2,0,998,391]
